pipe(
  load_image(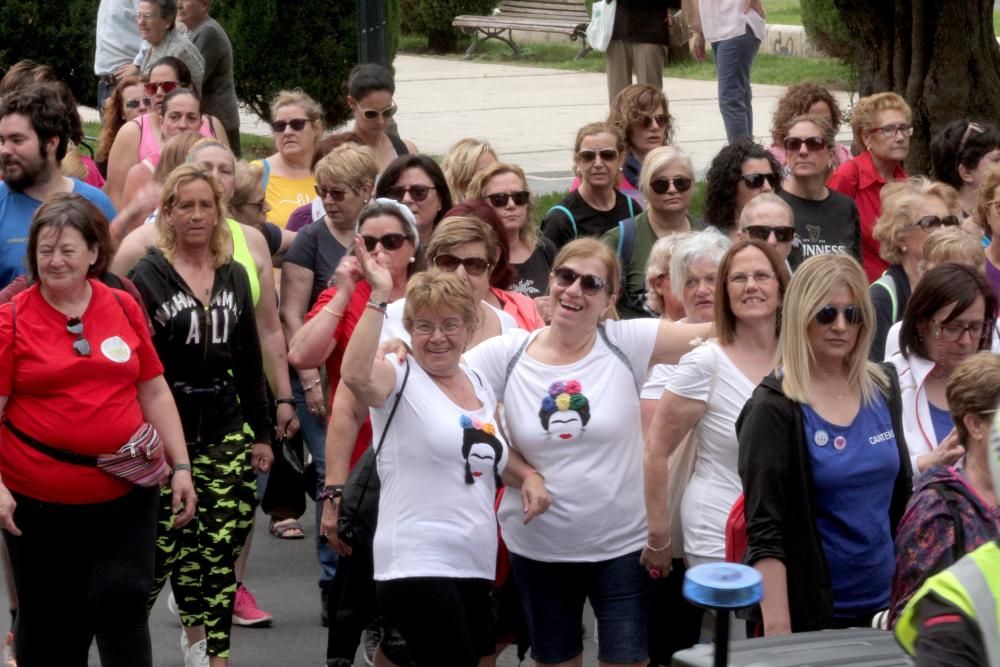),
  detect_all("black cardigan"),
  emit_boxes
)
[735,366,912,632]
